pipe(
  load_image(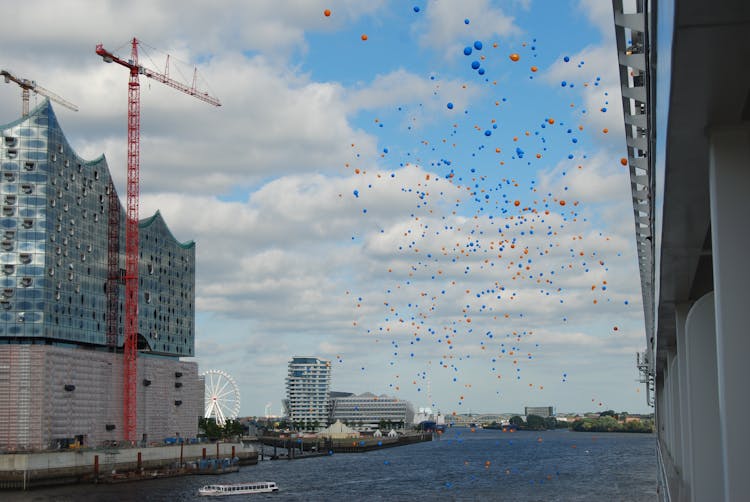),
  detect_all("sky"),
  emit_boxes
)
[0,0,648,417]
